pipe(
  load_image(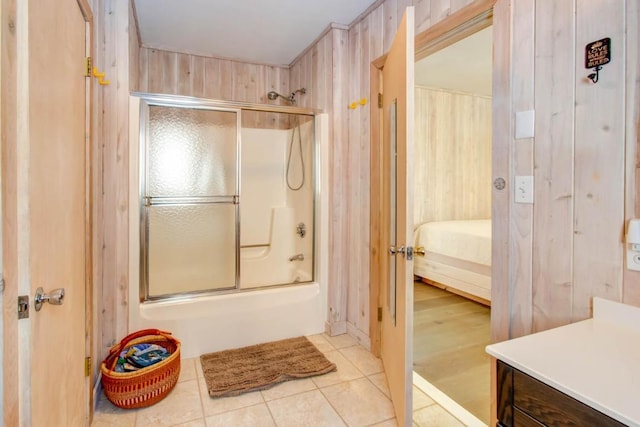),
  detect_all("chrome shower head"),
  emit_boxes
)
[266,88,306,104]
